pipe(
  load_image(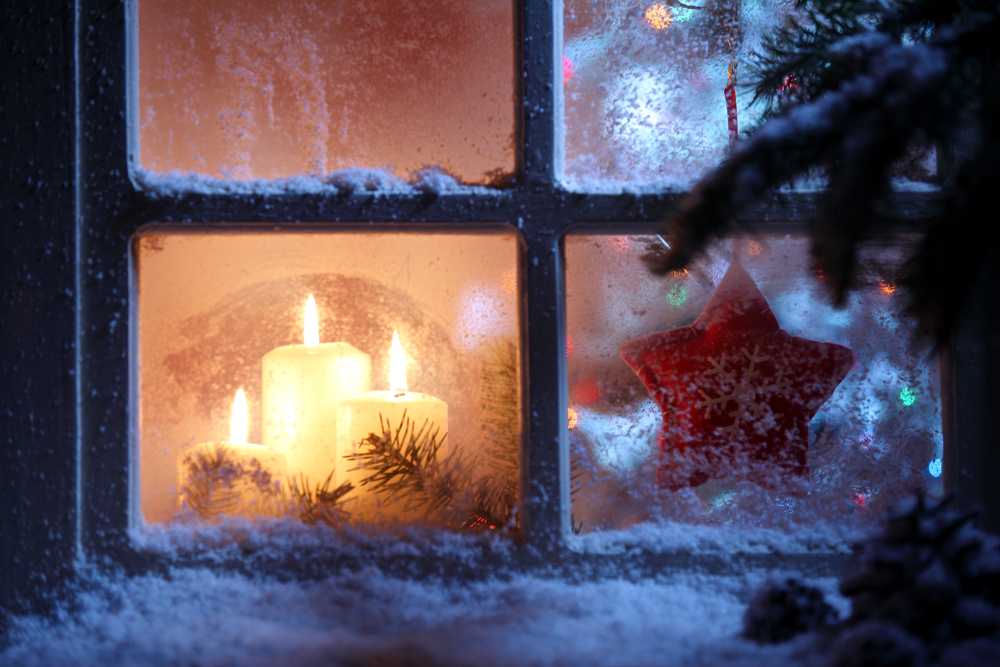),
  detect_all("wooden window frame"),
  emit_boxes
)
[5,0,985,615]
